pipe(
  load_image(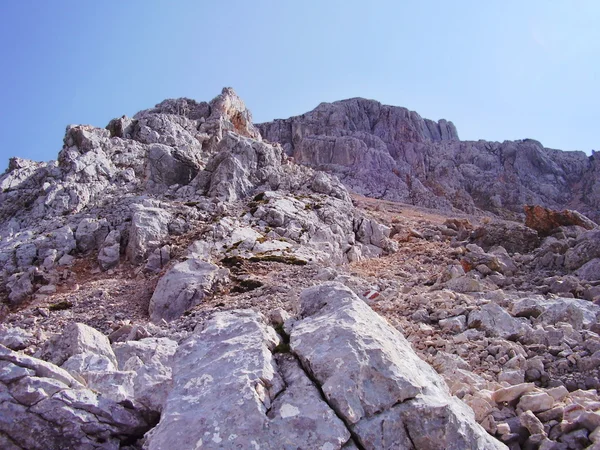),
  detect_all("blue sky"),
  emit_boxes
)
[1,1,598,170]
